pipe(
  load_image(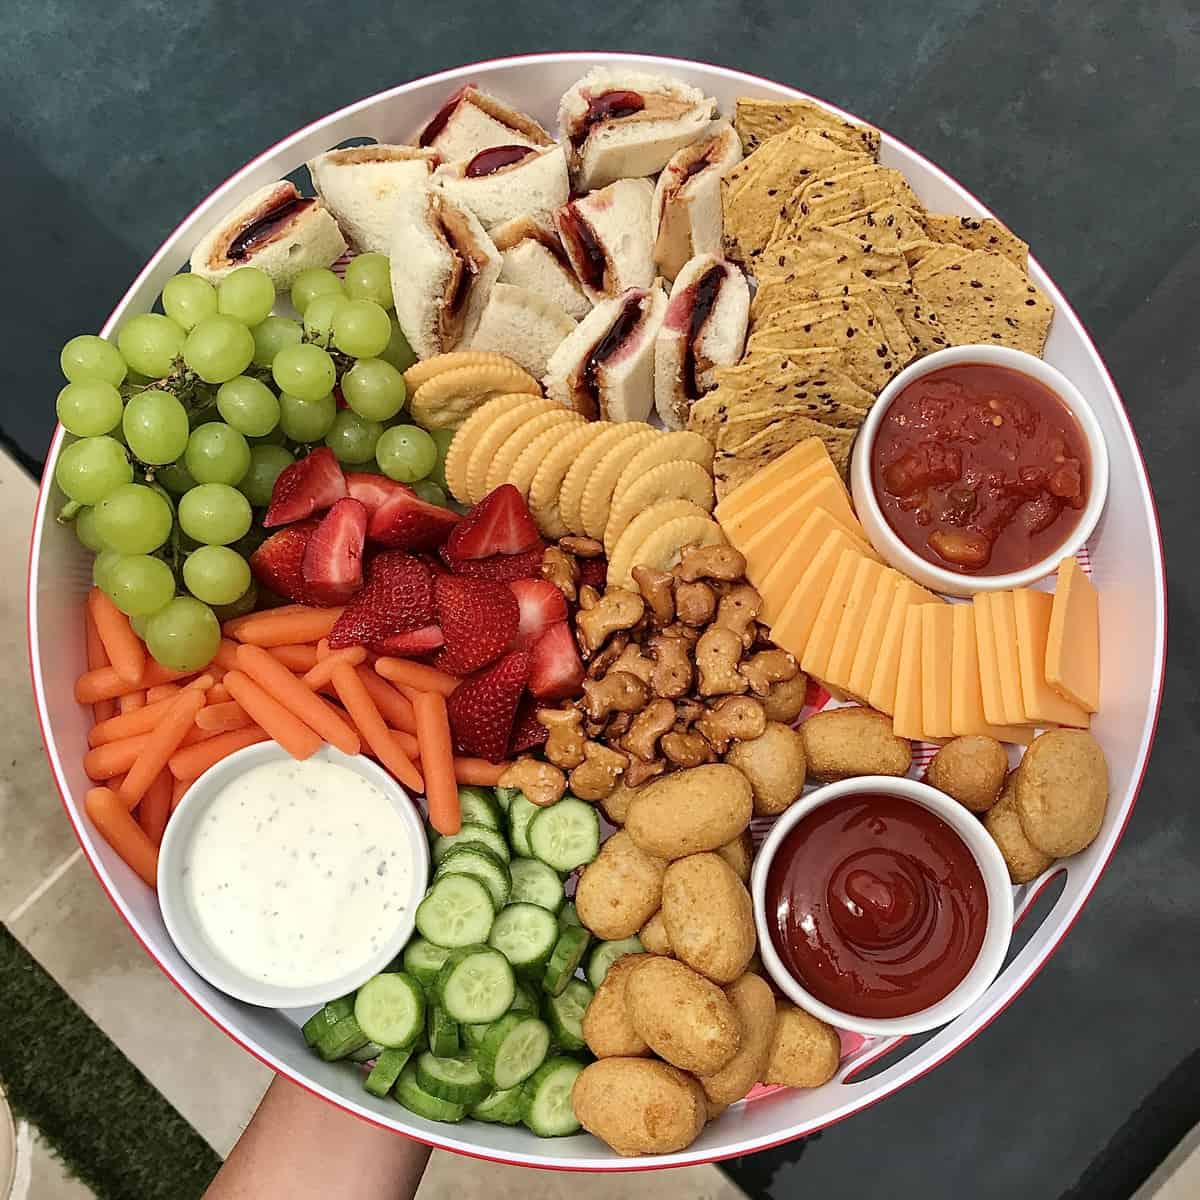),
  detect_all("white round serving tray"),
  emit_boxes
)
[27,52,1166,1171]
